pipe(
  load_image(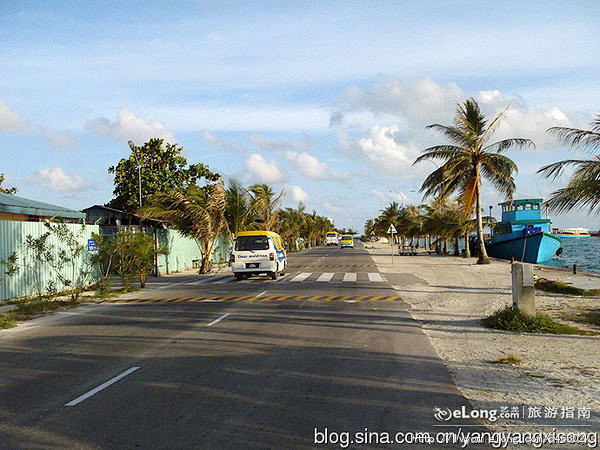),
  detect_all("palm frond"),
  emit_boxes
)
[483,138,535,153]
[537,159,589,180]
[425,124,469,146]
[547,126,600,152]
